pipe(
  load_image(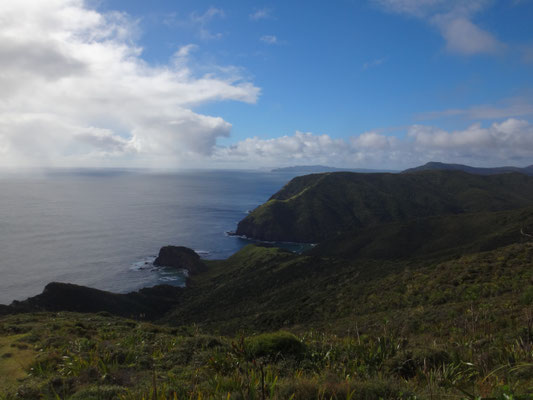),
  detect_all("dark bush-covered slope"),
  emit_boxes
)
[236,170,533,242]
[311,205,533,261]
